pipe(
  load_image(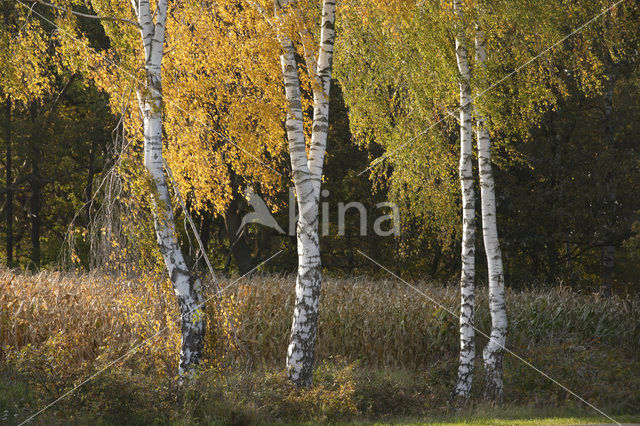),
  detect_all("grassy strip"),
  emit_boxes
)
[2,361,639,425]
